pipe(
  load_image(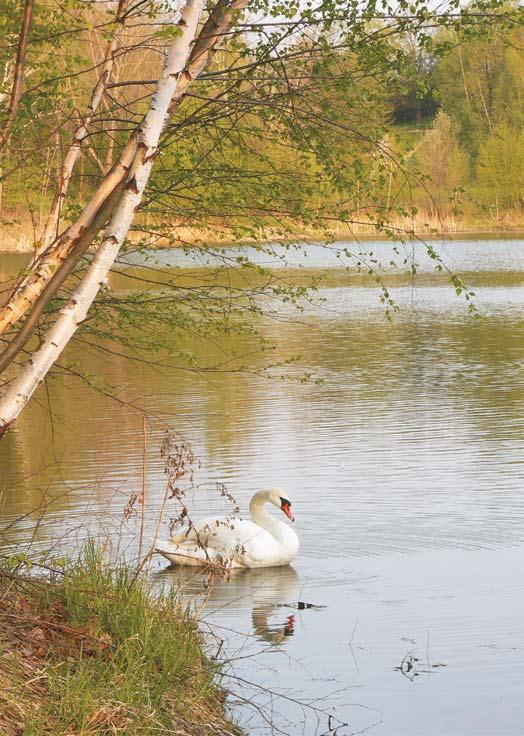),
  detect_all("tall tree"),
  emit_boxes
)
[0,0,521,436]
